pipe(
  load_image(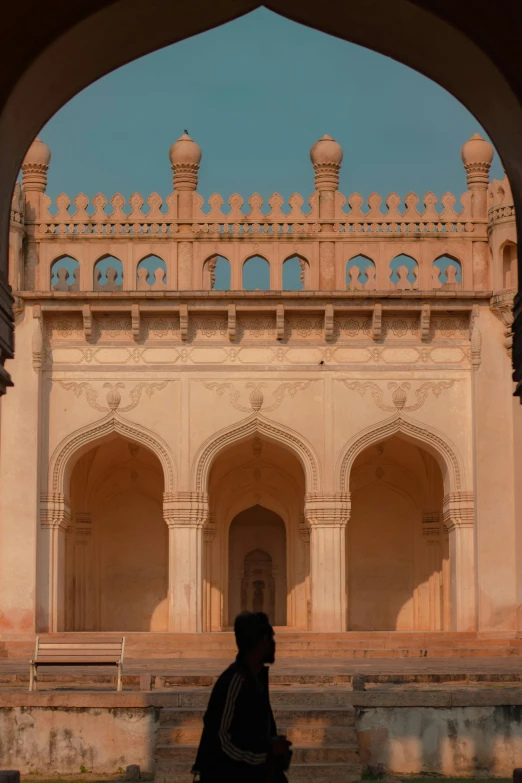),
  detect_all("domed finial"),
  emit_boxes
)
[310,134,343,191]
[21,137,51,192]
[461,133,494,218]
[461,133,493,182]
[169,132,202,191]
